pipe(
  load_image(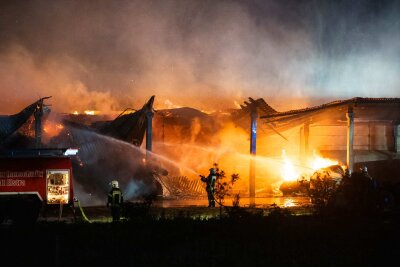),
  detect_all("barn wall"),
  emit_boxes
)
[309,122,395,151]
